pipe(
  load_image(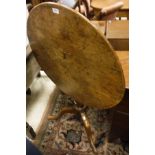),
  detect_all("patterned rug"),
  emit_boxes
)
[39,92,129,155]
